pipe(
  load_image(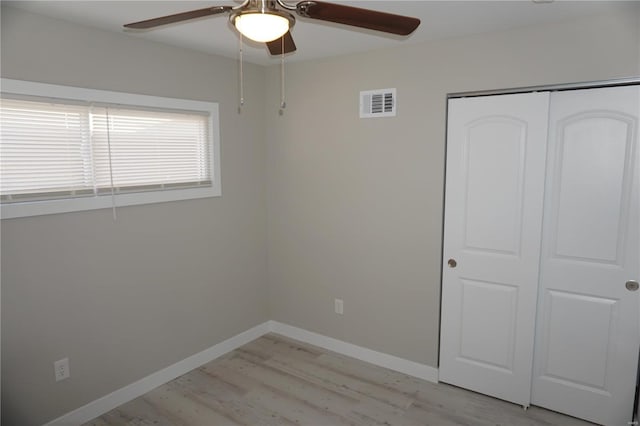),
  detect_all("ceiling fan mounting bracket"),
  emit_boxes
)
[295,1,317,18]
[232,0,251,10]
[275,0,303,12]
